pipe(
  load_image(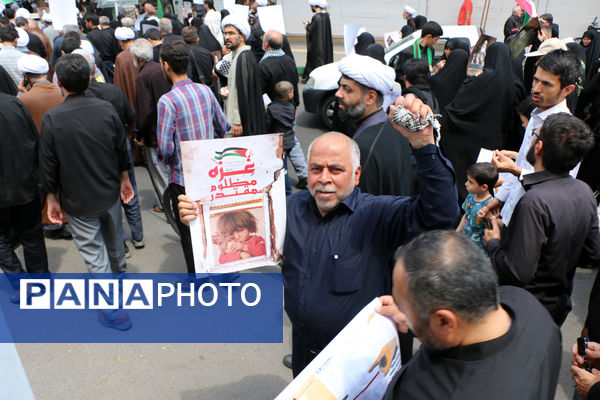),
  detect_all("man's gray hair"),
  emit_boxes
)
[62,24,79,34]
[512,5,521,13]
[72,49,96,75]
[159,17,172,34]
[130,38,154,62]
[307,132,361,173]
[395,231,499,324]
[121,17,134,29]
[99,16,110,26]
